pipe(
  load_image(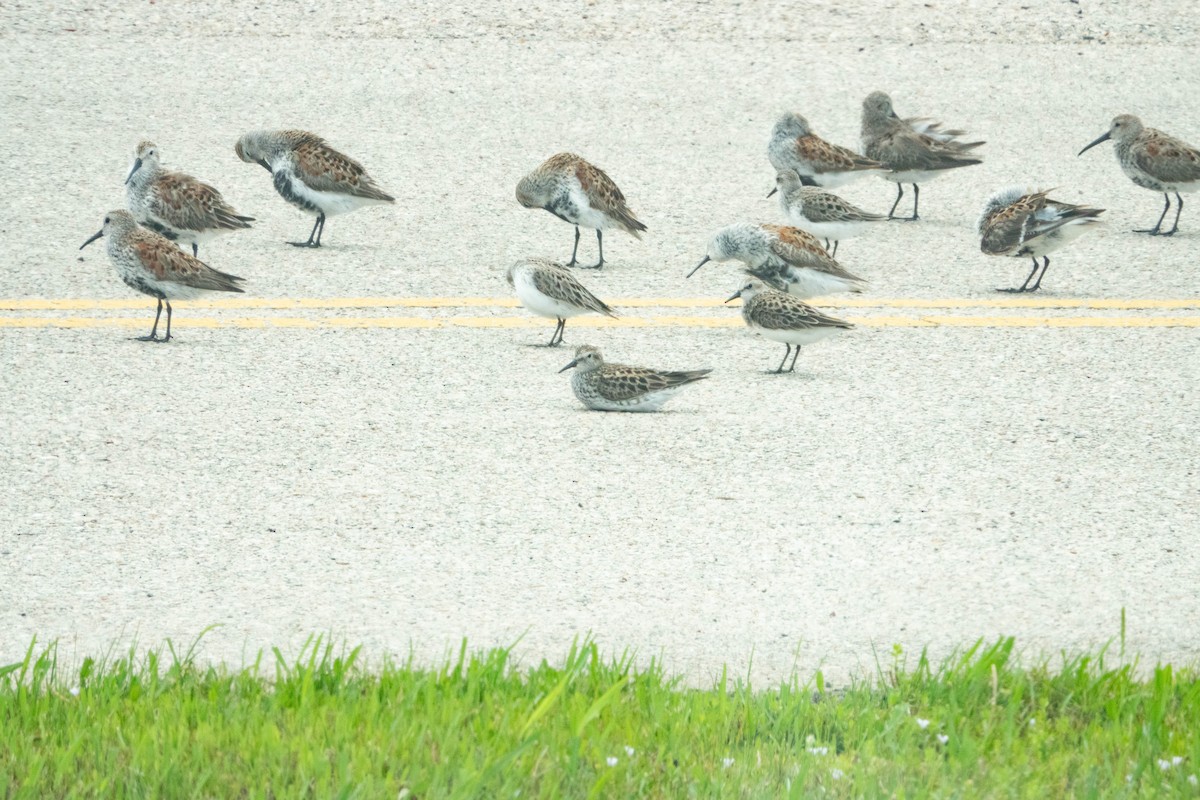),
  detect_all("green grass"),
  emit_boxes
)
[2,628,1198,798]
